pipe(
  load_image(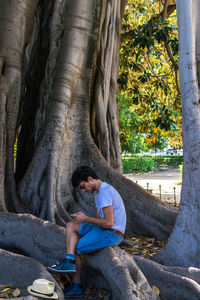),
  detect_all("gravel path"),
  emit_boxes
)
[124,167,182,205]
